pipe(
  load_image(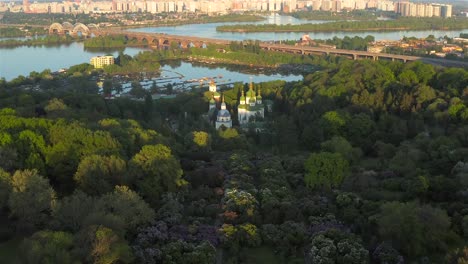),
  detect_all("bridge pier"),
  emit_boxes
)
[48,24,421,64]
